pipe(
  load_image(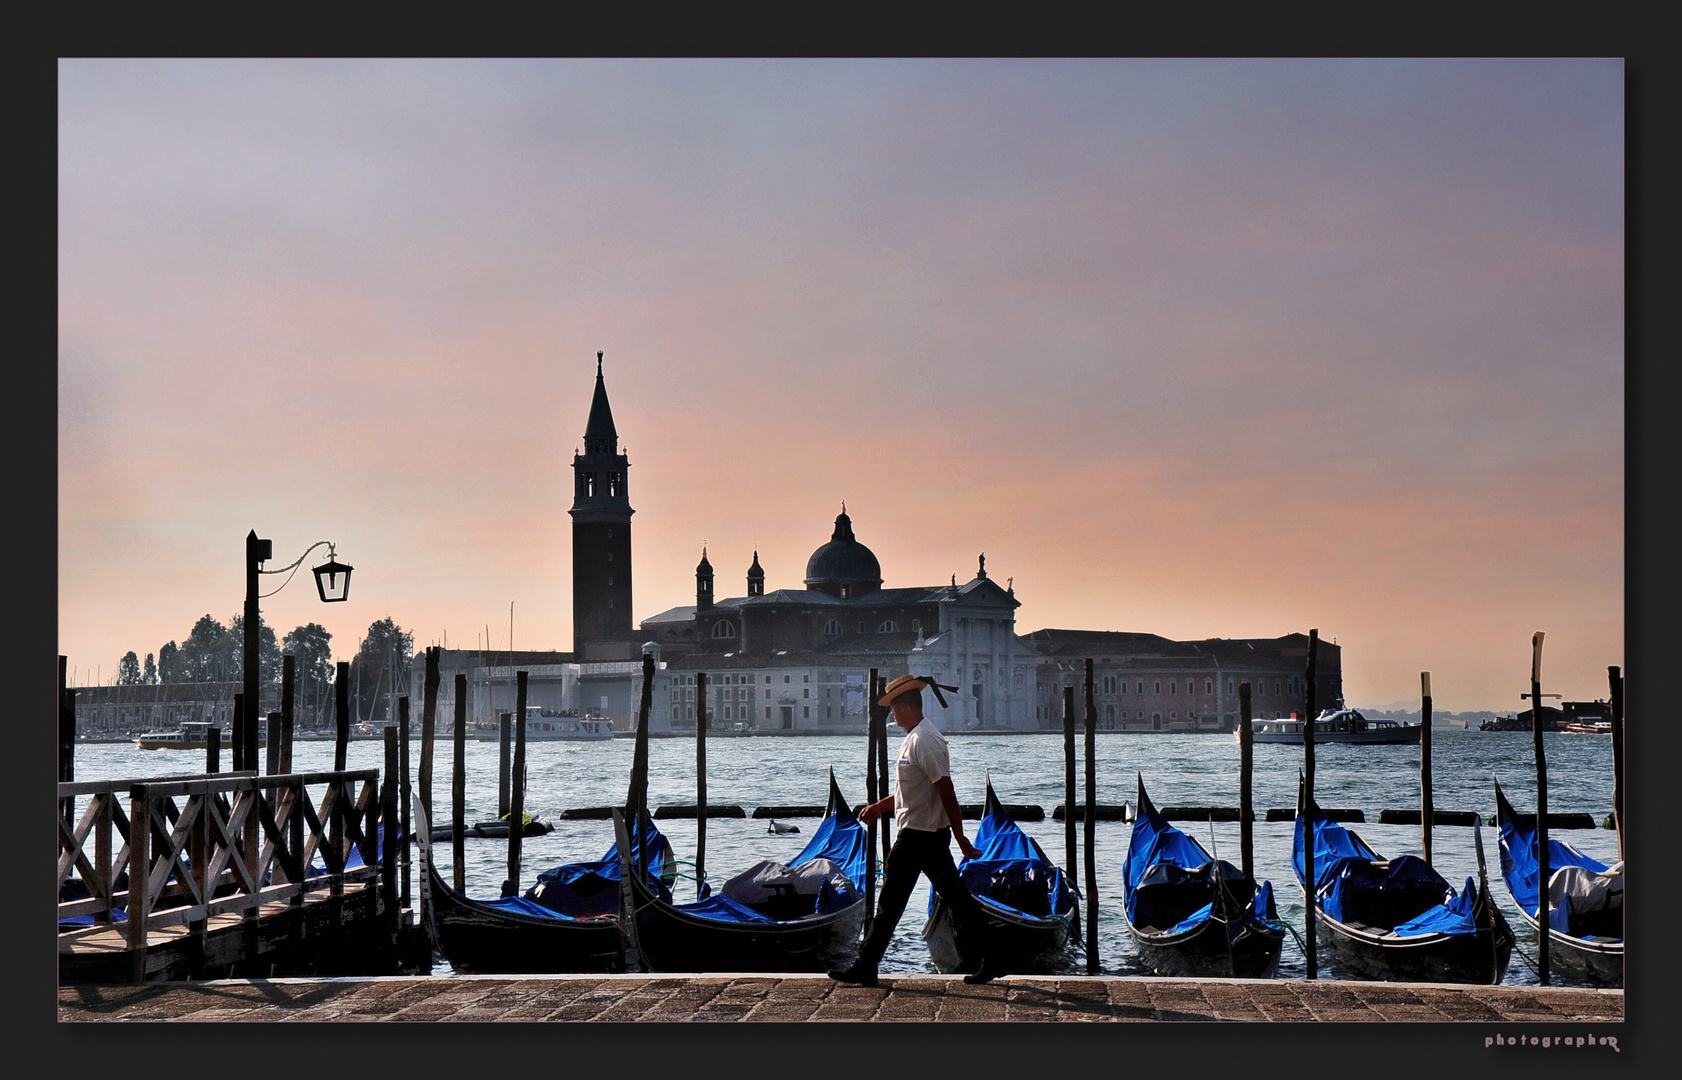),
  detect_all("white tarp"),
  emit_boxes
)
[1549,860,1624,918]
[721,857,846,905]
